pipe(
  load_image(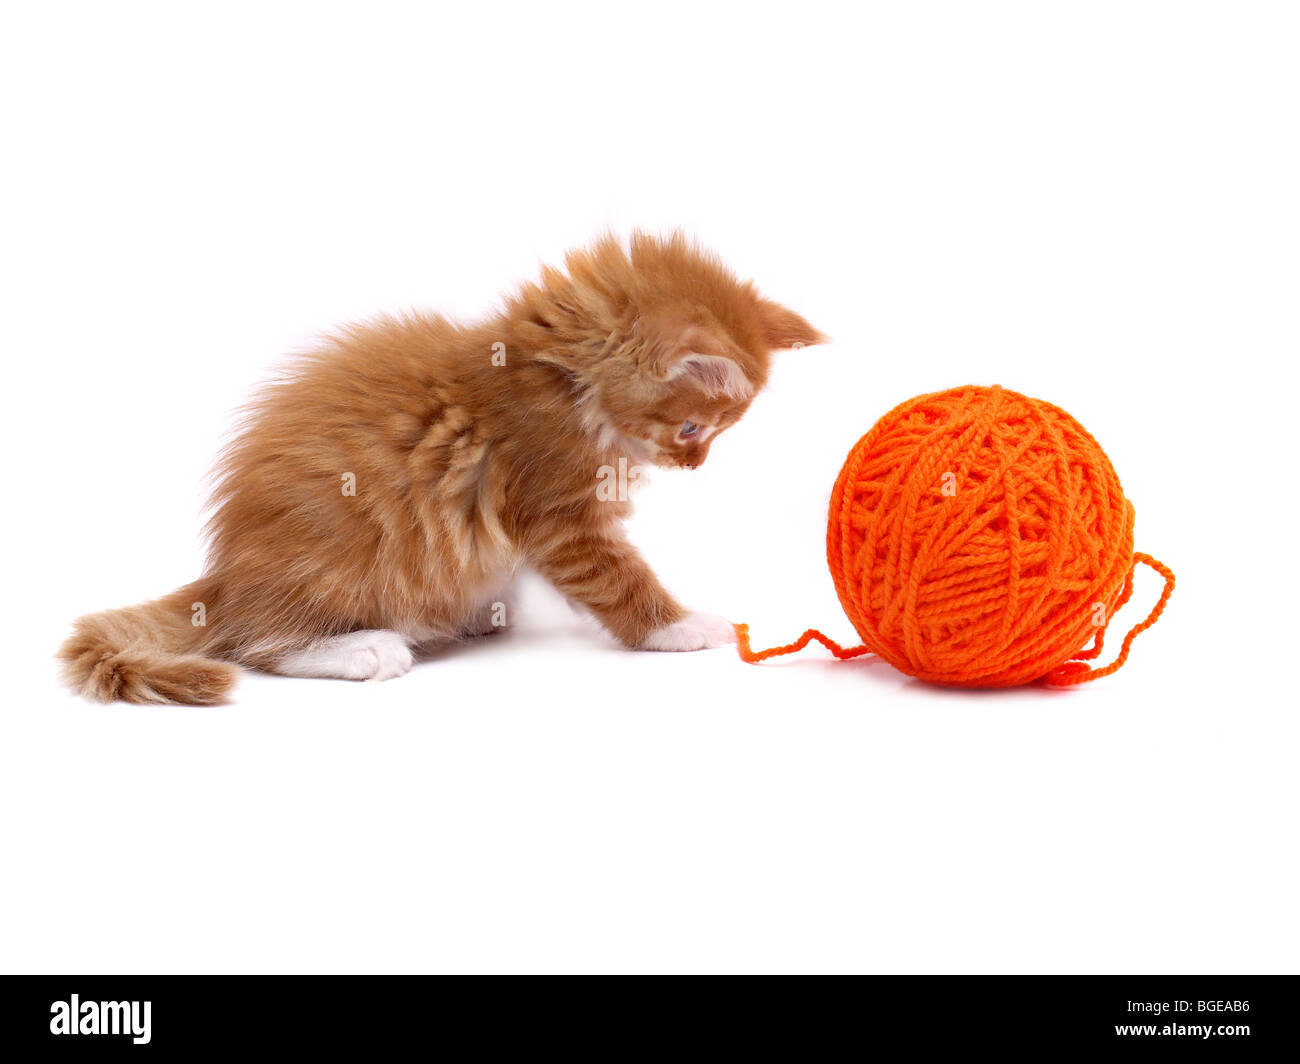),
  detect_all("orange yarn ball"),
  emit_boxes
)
[738,385,1174,687]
